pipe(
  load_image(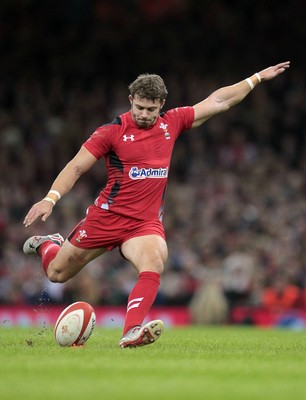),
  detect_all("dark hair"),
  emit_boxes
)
[128,73,168,102]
